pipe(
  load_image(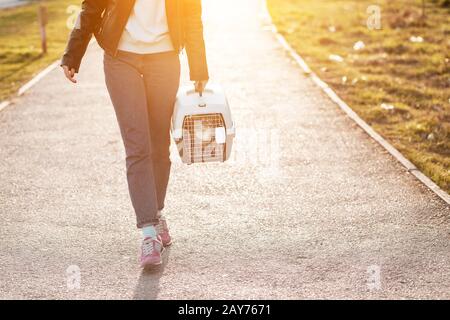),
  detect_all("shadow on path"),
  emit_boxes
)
[133,247,171,300]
